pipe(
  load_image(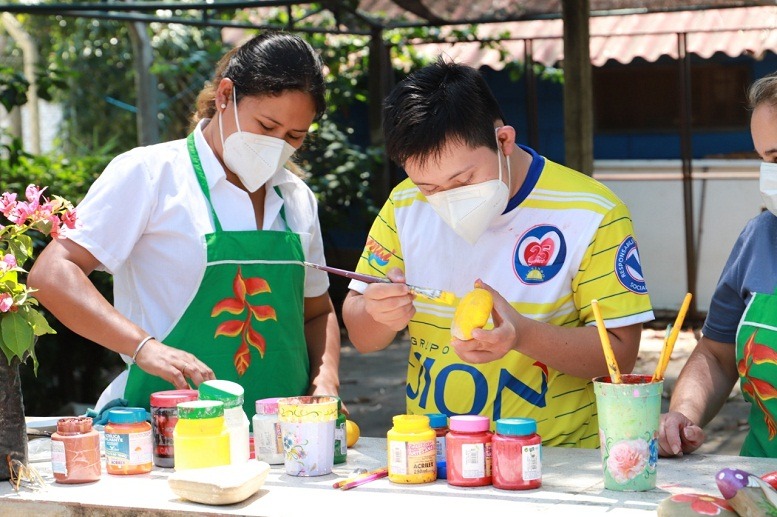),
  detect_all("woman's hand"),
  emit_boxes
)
[308,384,350,417]
[659,411,706,457]
[360,268,416,332]
[134,339,215,389]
